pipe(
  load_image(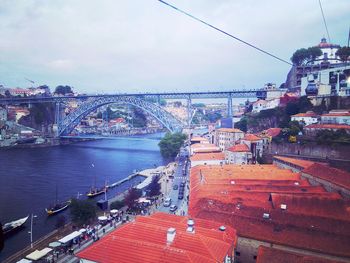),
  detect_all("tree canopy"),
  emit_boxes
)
[54,85,73,95]
[336,46,350,62]
[291,47,322,65]
[124,188,142,209]
[70,198,96,226]
[158,132,187,158]
[147,175,161,196]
